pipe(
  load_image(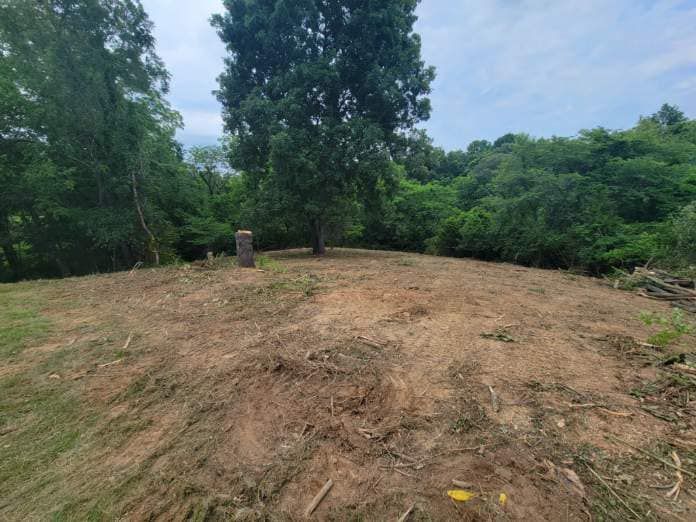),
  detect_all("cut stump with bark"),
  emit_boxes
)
[235,230,255,268]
